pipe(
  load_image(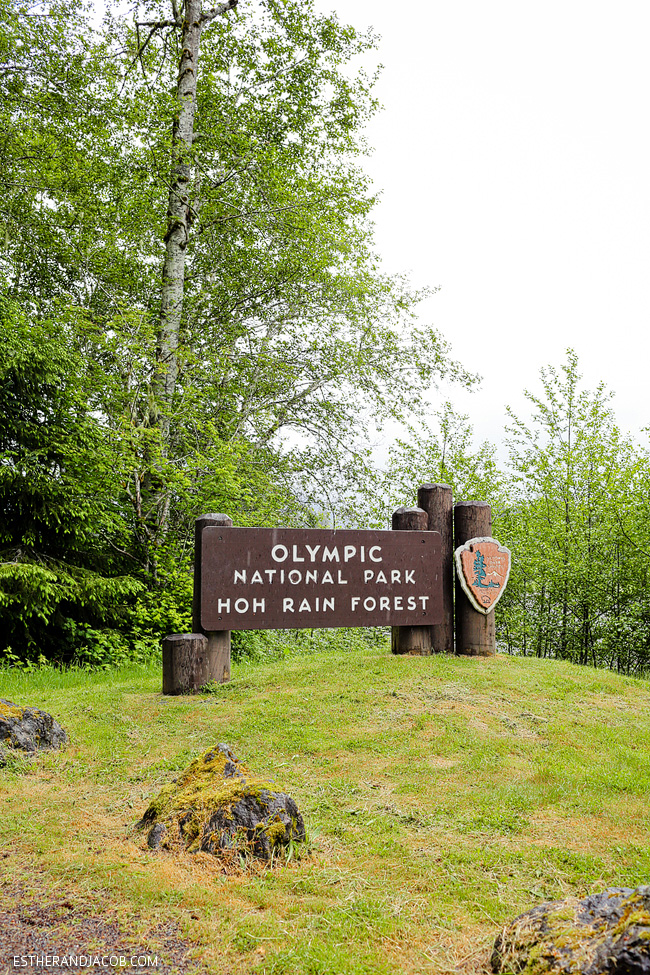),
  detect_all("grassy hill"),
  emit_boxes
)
[1,635,649,974]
